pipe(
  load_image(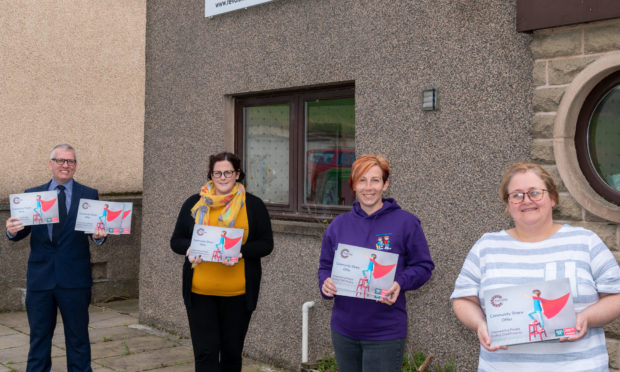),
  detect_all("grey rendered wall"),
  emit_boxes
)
[141,0,532,370]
